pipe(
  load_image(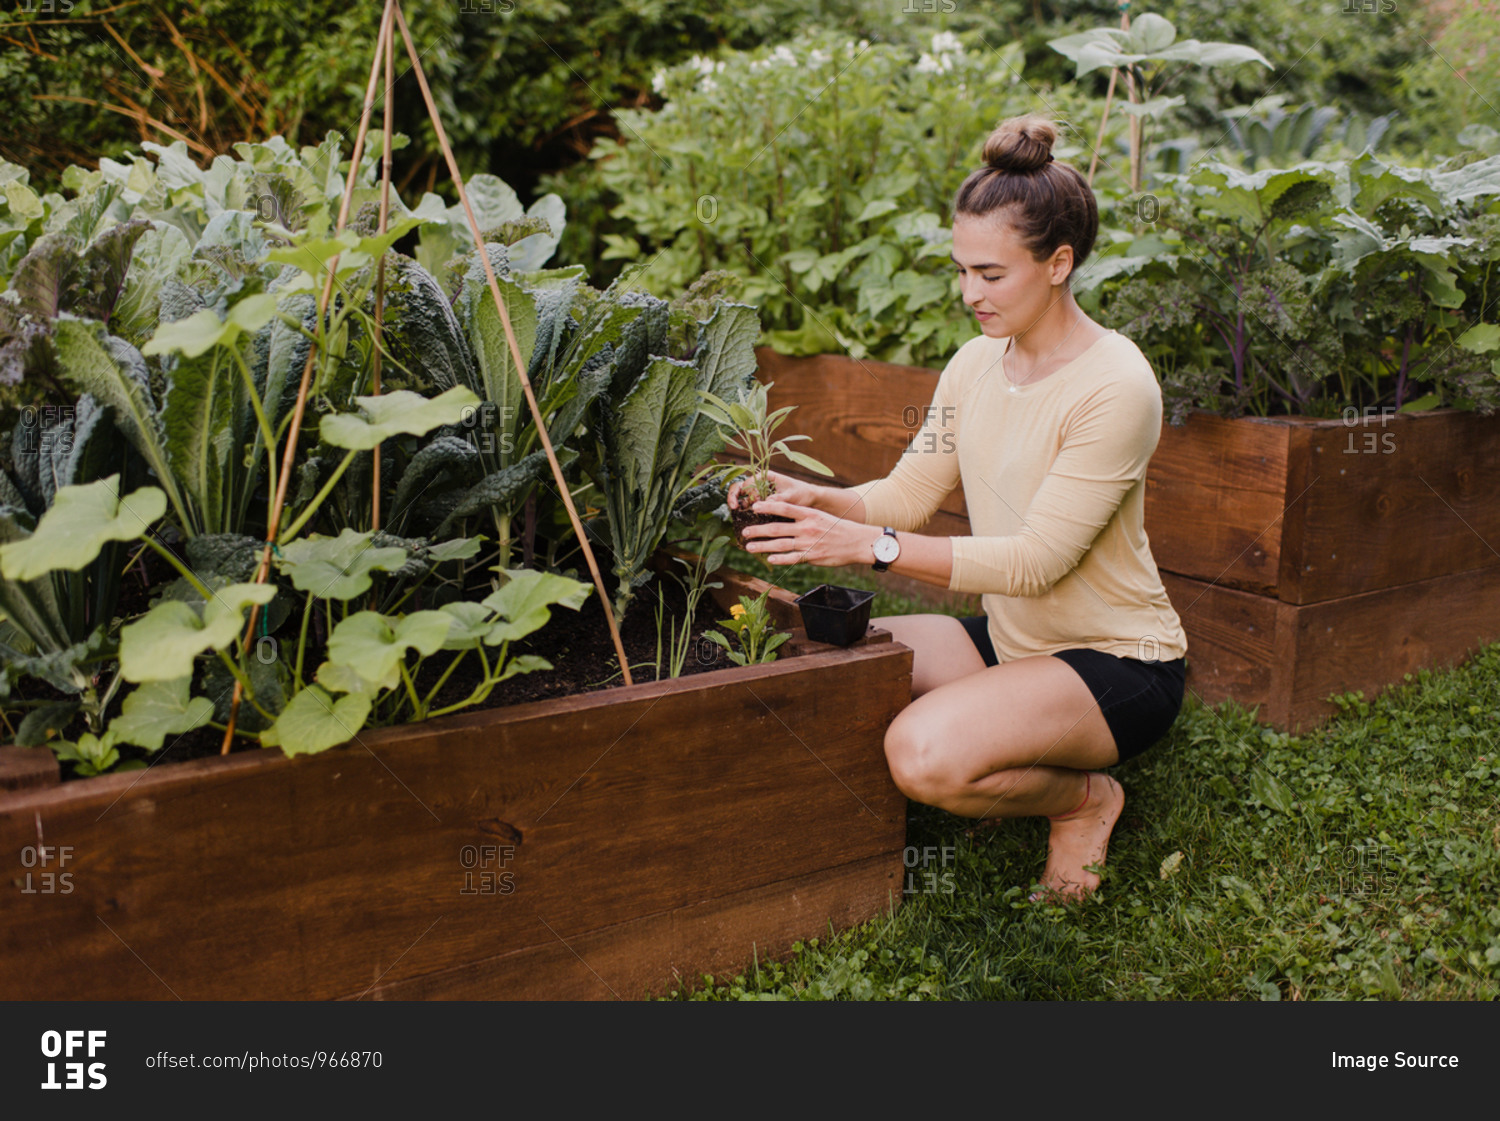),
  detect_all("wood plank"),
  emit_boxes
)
[1283,564,1500,732]
[1160,570,1279,721]
[353,851,902,1000]
[1274,420,1316,605]
[1145,411,1291,596]
[753,349,971,520]
[0,642,911,1000]
[1281,409,1500,604]
[0,745,58,792]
